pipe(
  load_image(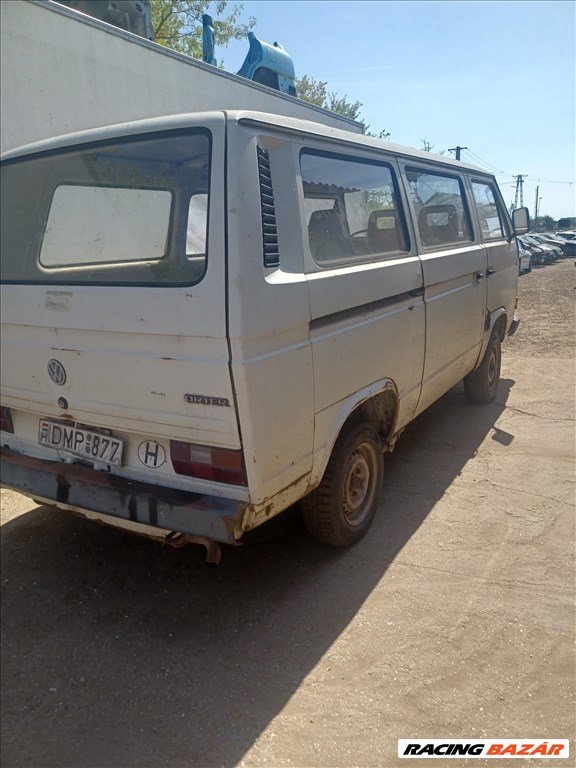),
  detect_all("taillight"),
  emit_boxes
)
[170,441,247,485]
[0,406,14,433]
